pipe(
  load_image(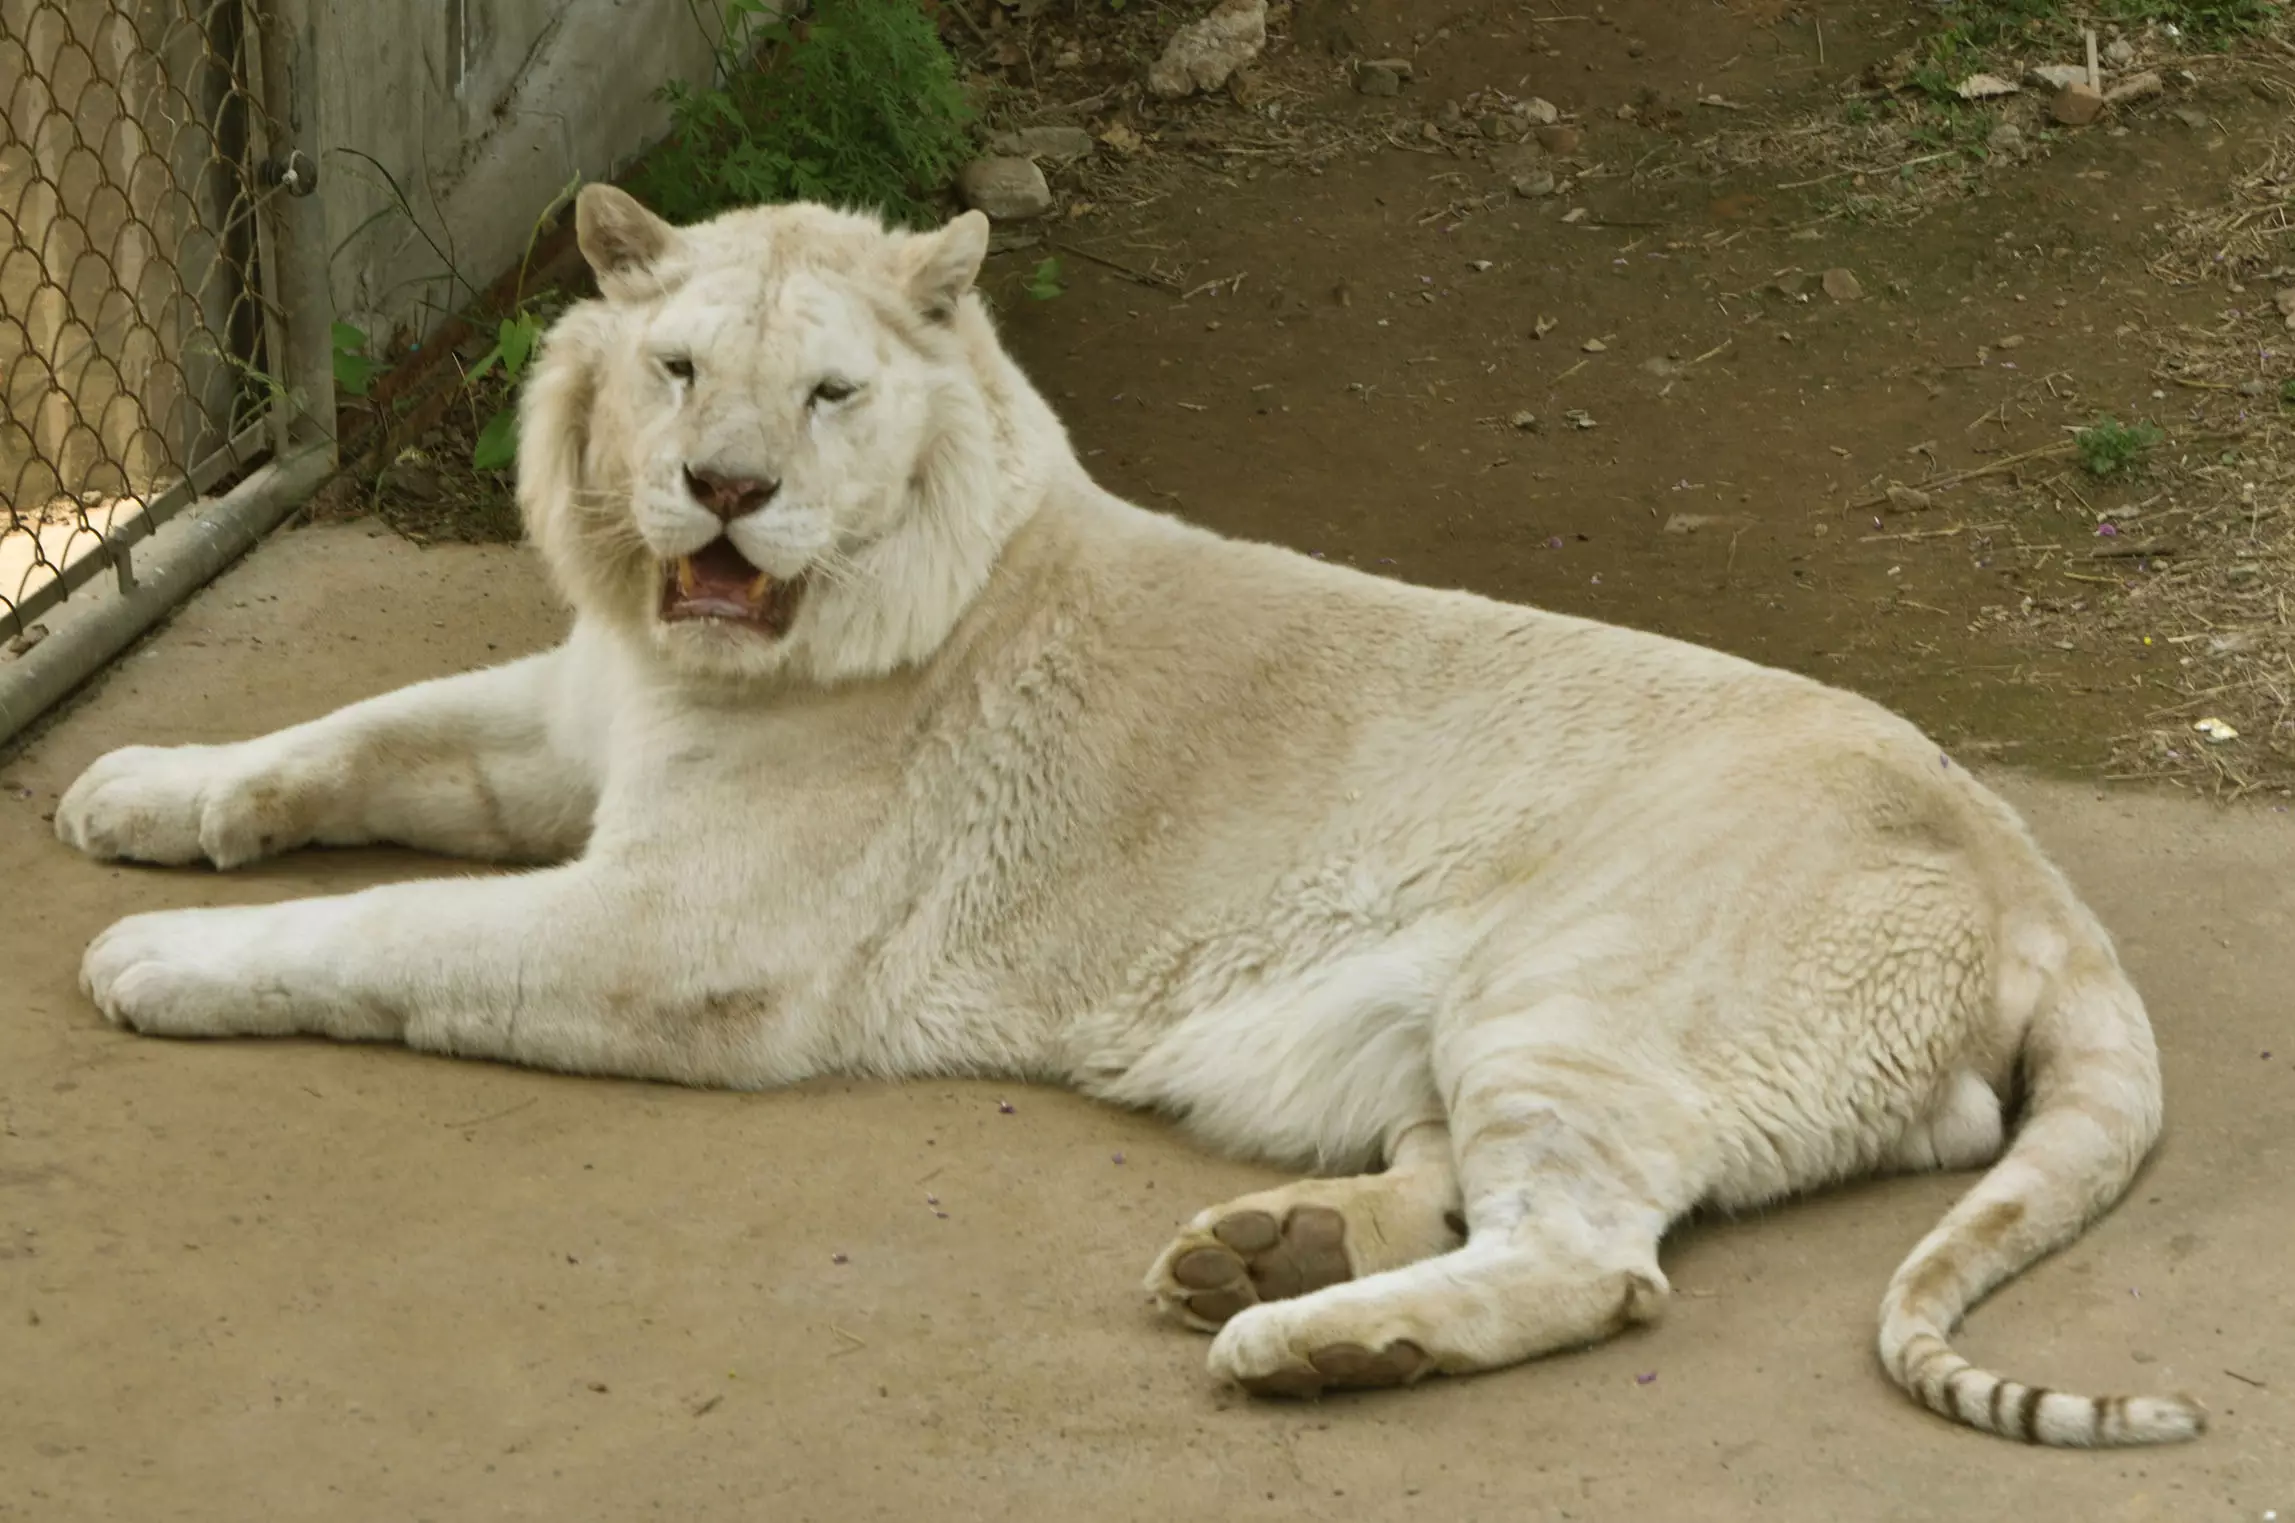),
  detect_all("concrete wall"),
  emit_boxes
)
[297,0,724,347]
